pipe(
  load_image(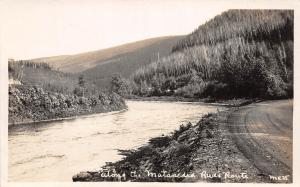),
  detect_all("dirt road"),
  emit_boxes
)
[227,99,293,182]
